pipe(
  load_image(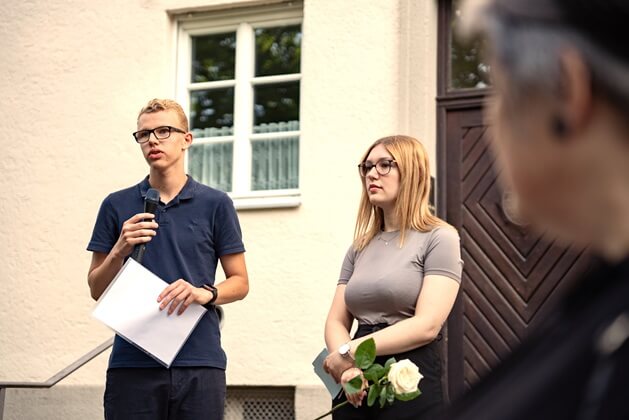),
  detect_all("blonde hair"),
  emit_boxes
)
[354,135,447,250]
[137,98,189,132]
